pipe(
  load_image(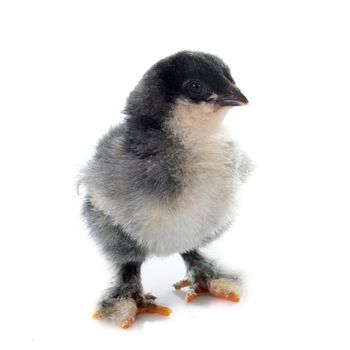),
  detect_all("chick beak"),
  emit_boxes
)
[215,87,249,107]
